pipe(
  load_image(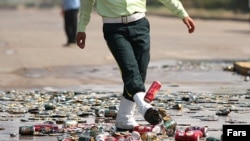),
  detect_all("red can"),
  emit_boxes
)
[133,125,153,134]
[144,81,162,103]
[33,124,59,134]
[184,126,208,137]
[175,129,203,141]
